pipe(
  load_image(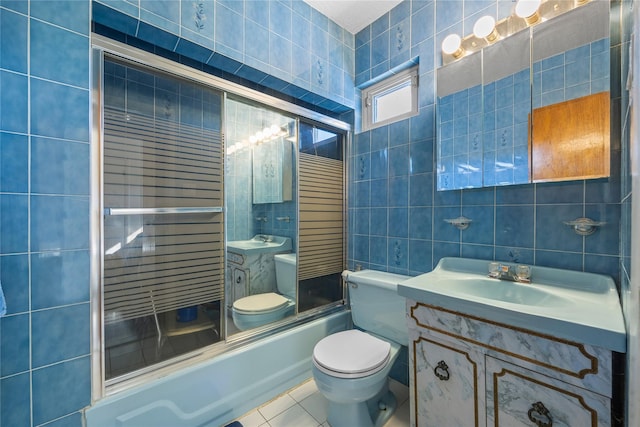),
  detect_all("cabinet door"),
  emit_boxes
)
[486,357,610,427]
[412,336,485,427]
